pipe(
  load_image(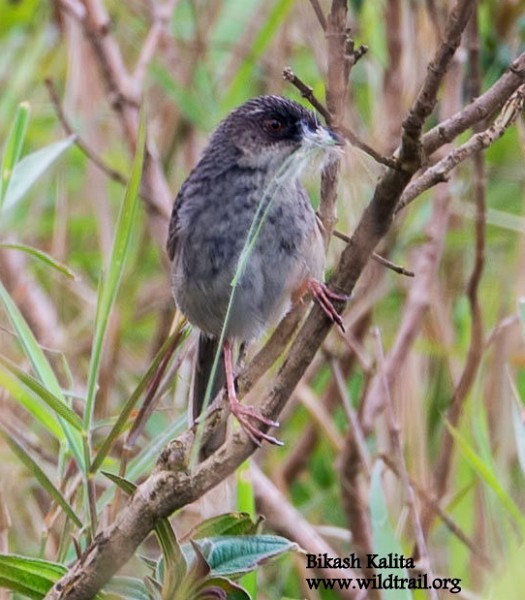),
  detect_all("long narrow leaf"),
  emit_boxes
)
[0,243,76,279]
[0,101,30,208]
[0,554,105,600]
[0,356,83,431]
[0,363,62,439]
[91,325,187,473]
[101,470,183,584]
[369,460,411,600]
[0,426,82,527]
[0,281,84,469]
[1,135,75,211]
[446,422,525,532]
[84,109,146,433]
[0,554,66,599]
